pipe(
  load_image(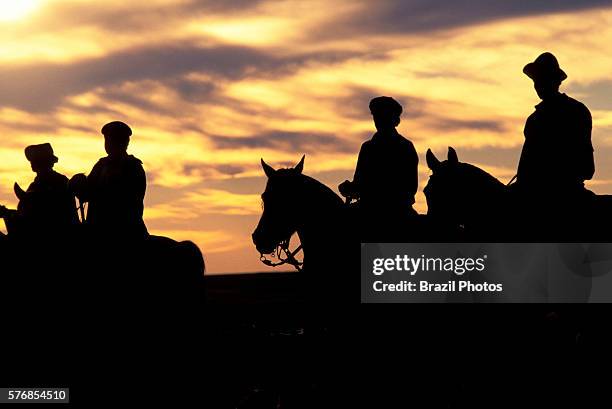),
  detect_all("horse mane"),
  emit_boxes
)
[304,175,344,206]
[274,168,344,210]
[459,162,506,192]
[449,162,507,225]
